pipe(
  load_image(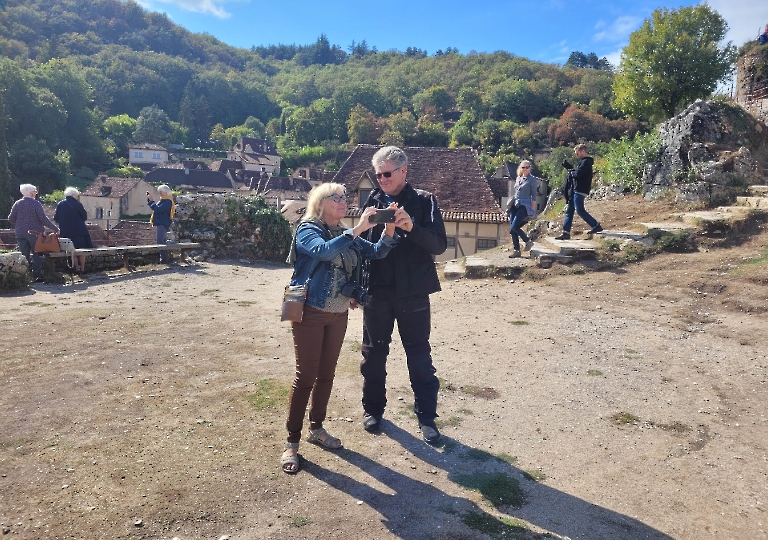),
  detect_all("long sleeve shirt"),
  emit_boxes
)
[7,197,59,236]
